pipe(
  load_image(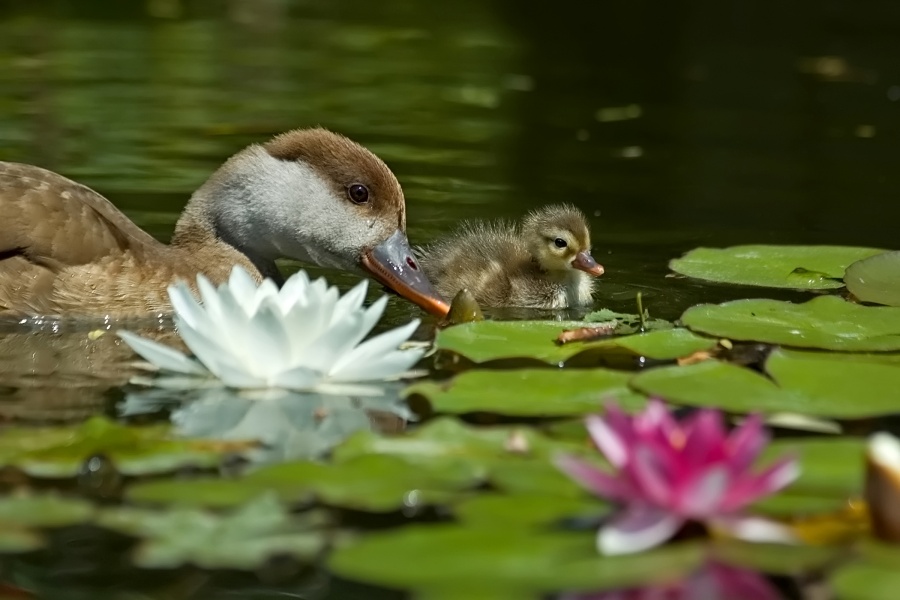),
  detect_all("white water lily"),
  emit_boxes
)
[117,266,426,393]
